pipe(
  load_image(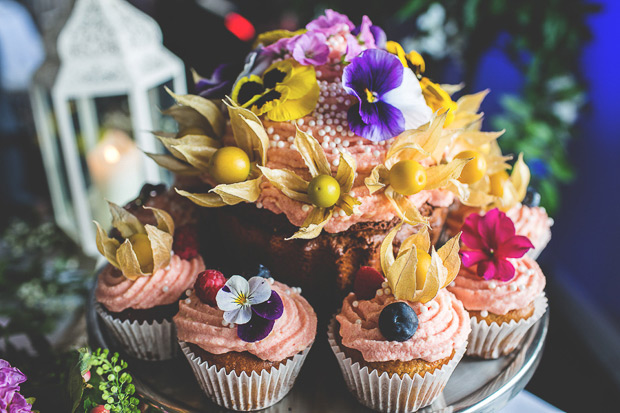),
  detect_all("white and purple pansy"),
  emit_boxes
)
[342,49,432,142]
[215,275,284,342]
